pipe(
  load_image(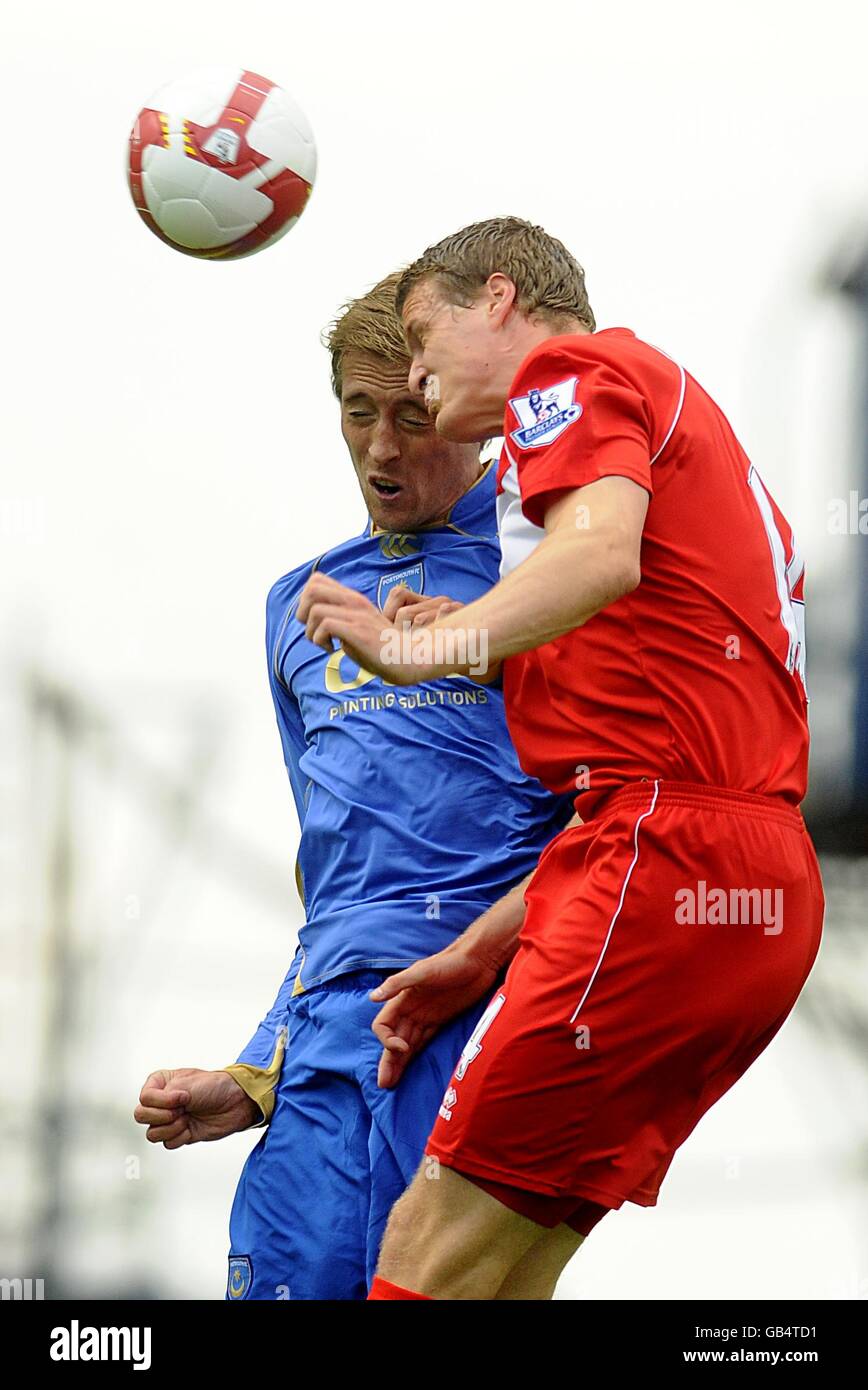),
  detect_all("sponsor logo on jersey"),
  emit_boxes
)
[508,377,582,449]
[438,1085,458,1122]
[227,1255,253,1299]
[377,562,424,611]
[379,532,421,560]
[203,127,242,164]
